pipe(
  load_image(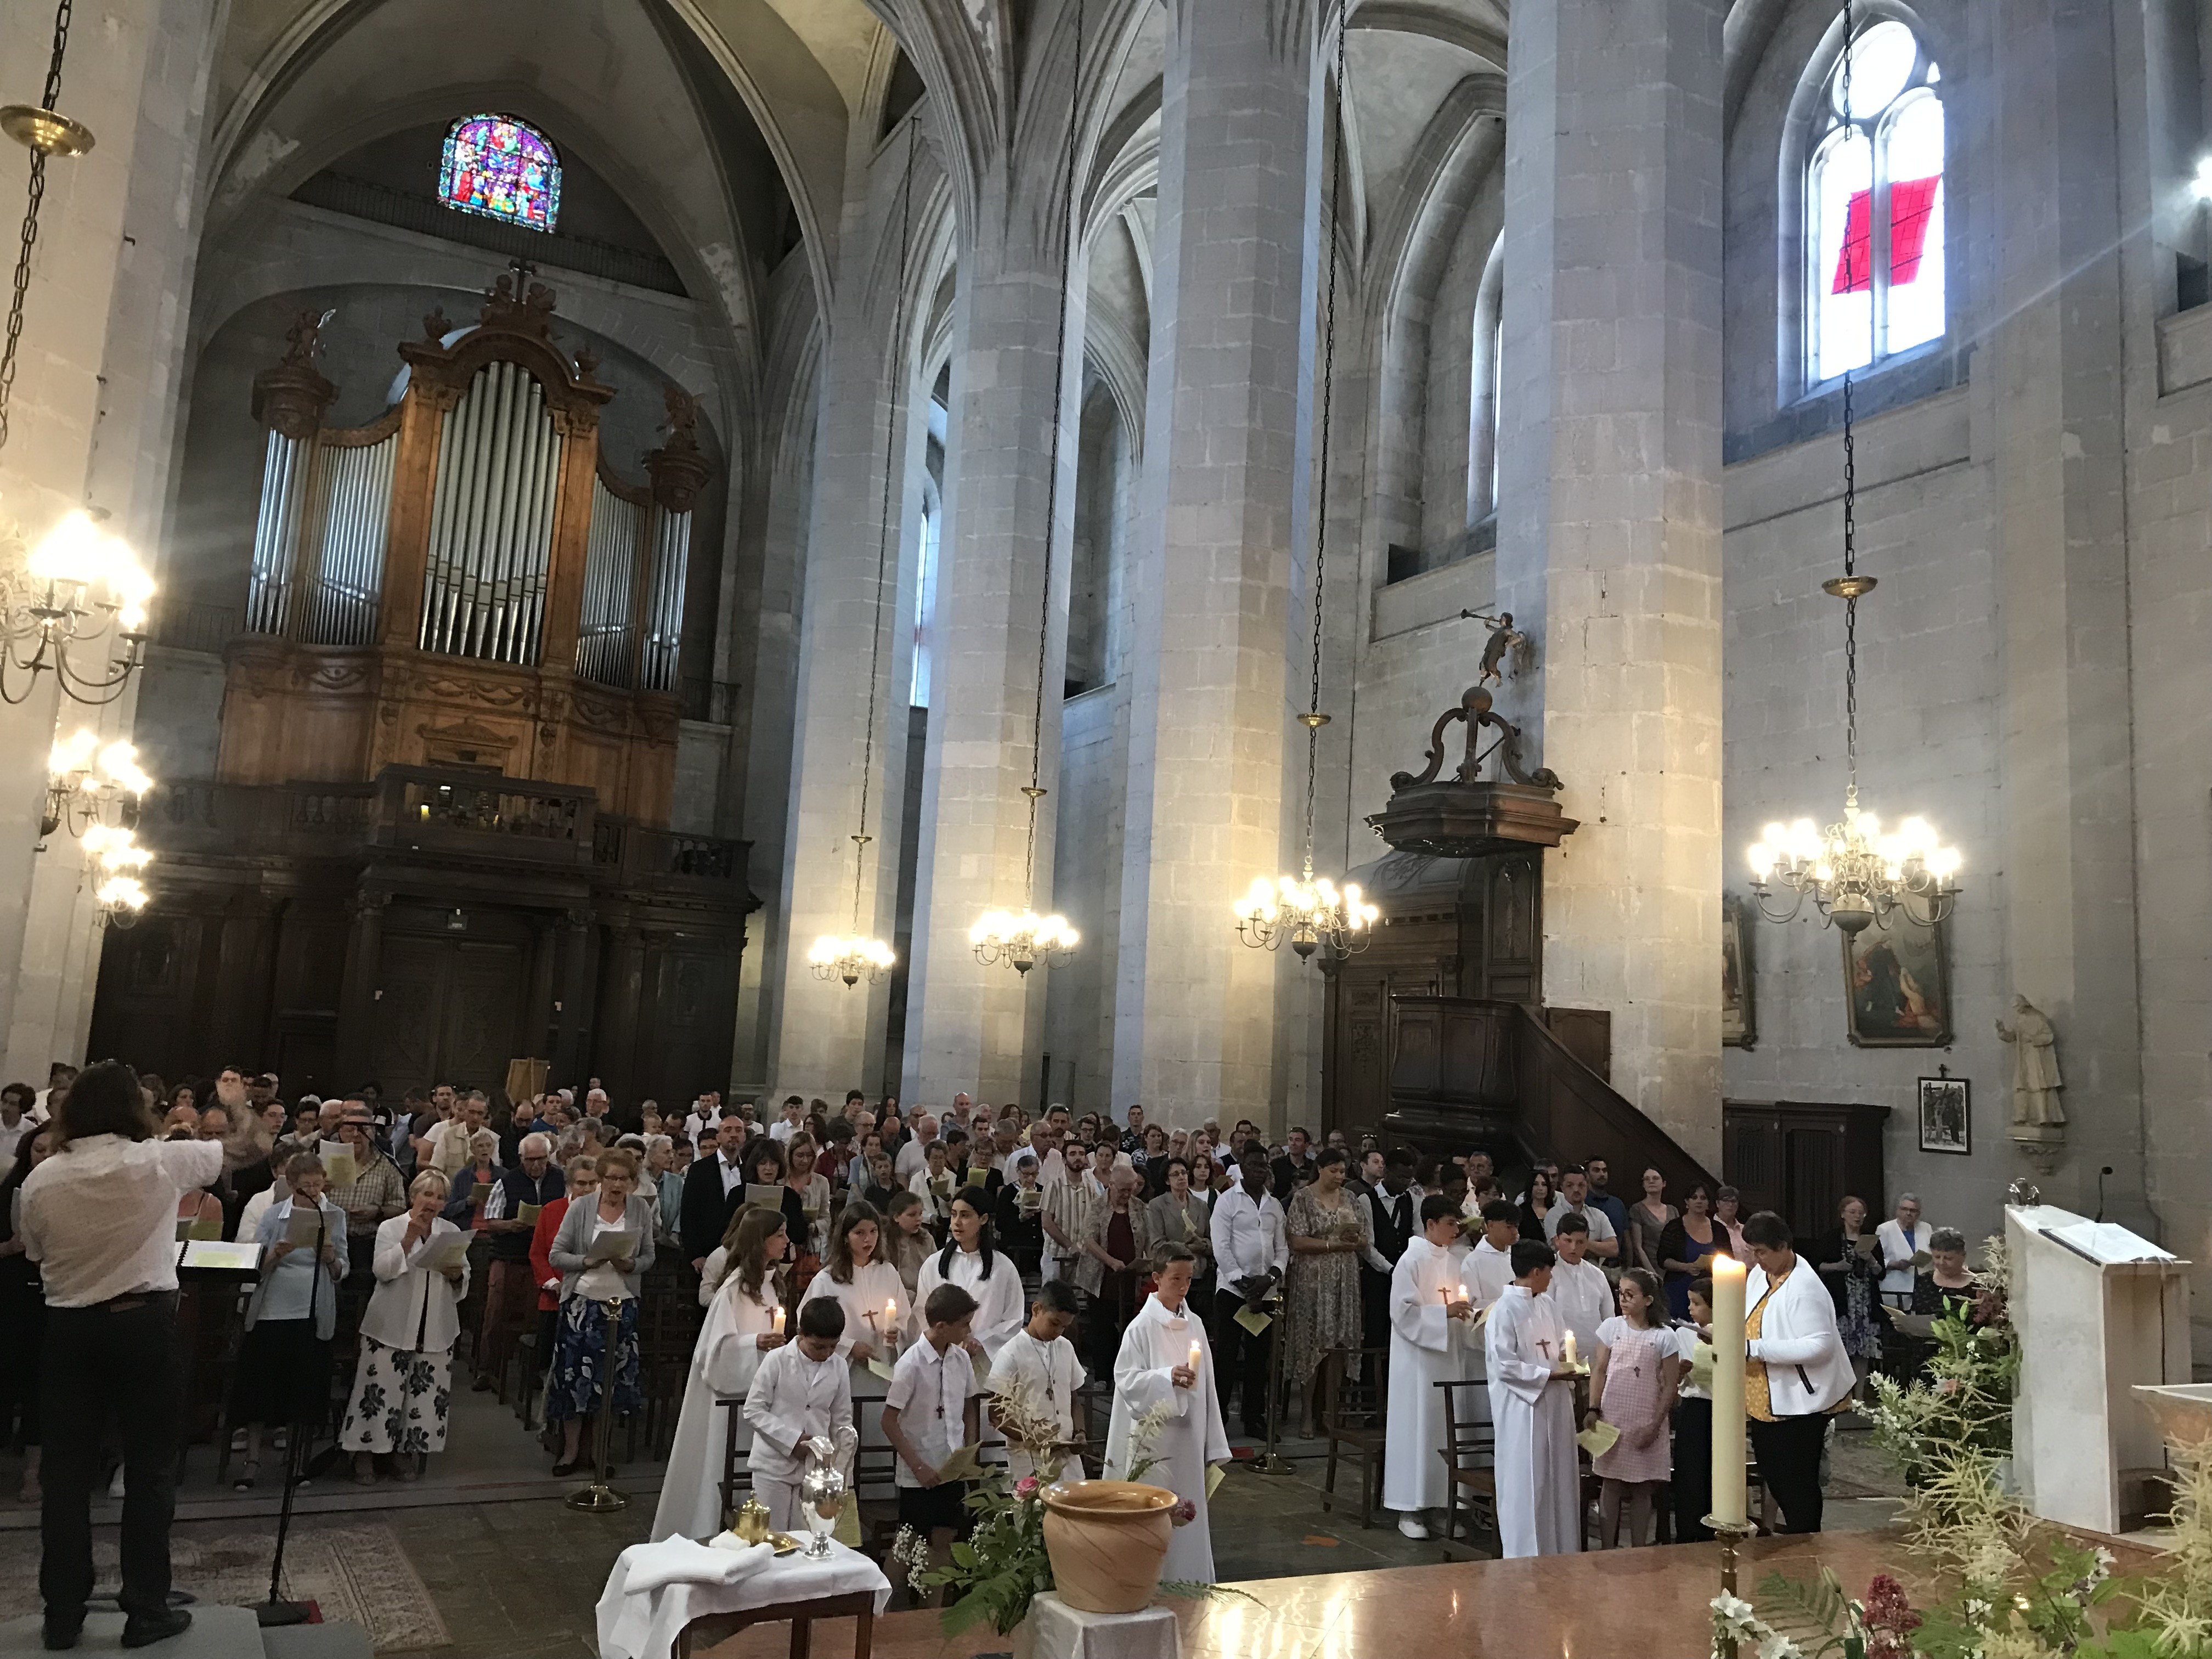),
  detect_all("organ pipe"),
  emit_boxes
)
[639,506,690,693]
[419,360,563,666]
[246,431,314,635]
[295,434,396,646]
[578,476,644,687]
